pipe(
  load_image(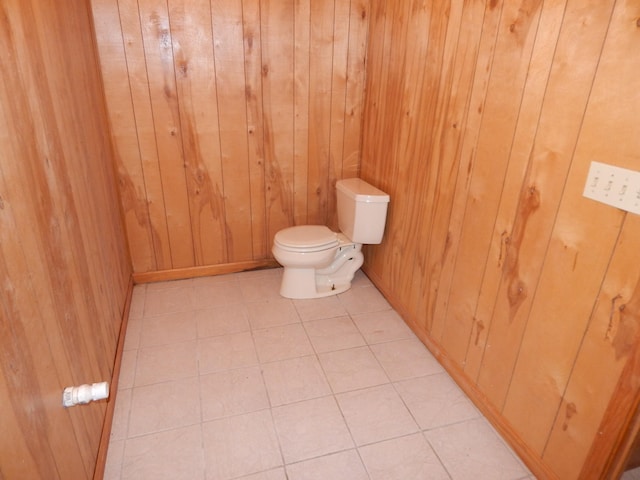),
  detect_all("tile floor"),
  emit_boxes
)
[623,467,640,479]
[104,267,534,480]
